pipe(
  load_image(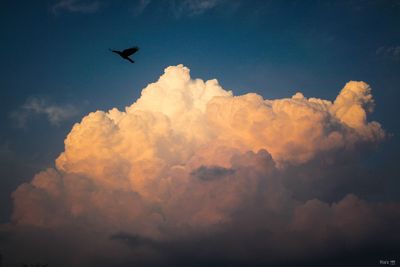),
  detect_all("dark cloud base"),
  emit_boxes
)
[1,225,399,267]
[2,149,399,267]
